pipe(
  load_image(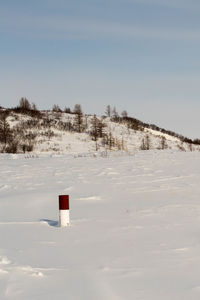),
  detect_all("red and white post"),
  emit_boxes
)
[59,195,70,227]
